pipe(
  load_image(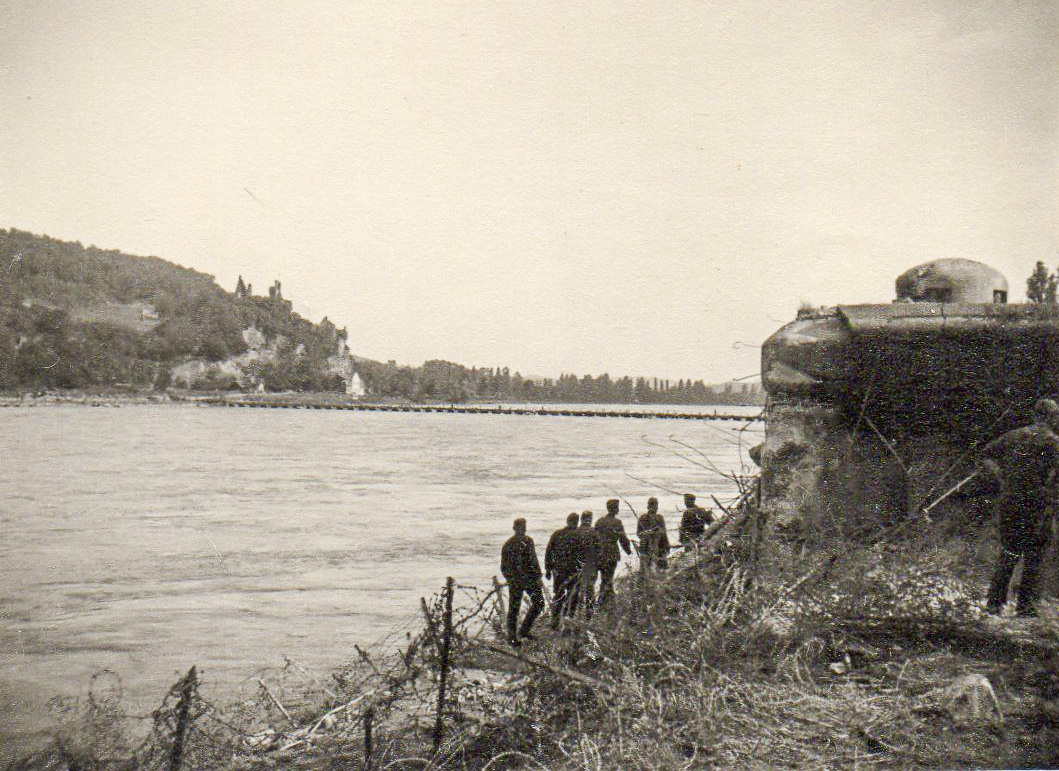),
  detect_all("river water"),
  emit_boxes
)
[0,402,761,760]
